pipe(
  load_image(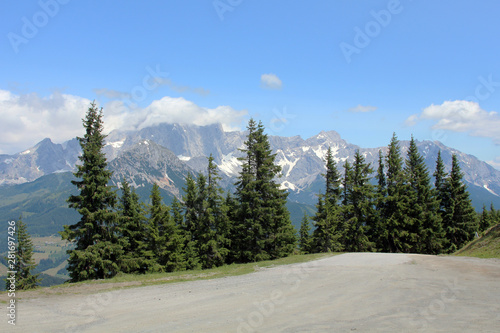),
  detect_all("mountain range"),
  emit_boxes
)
[1,122,500,238]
